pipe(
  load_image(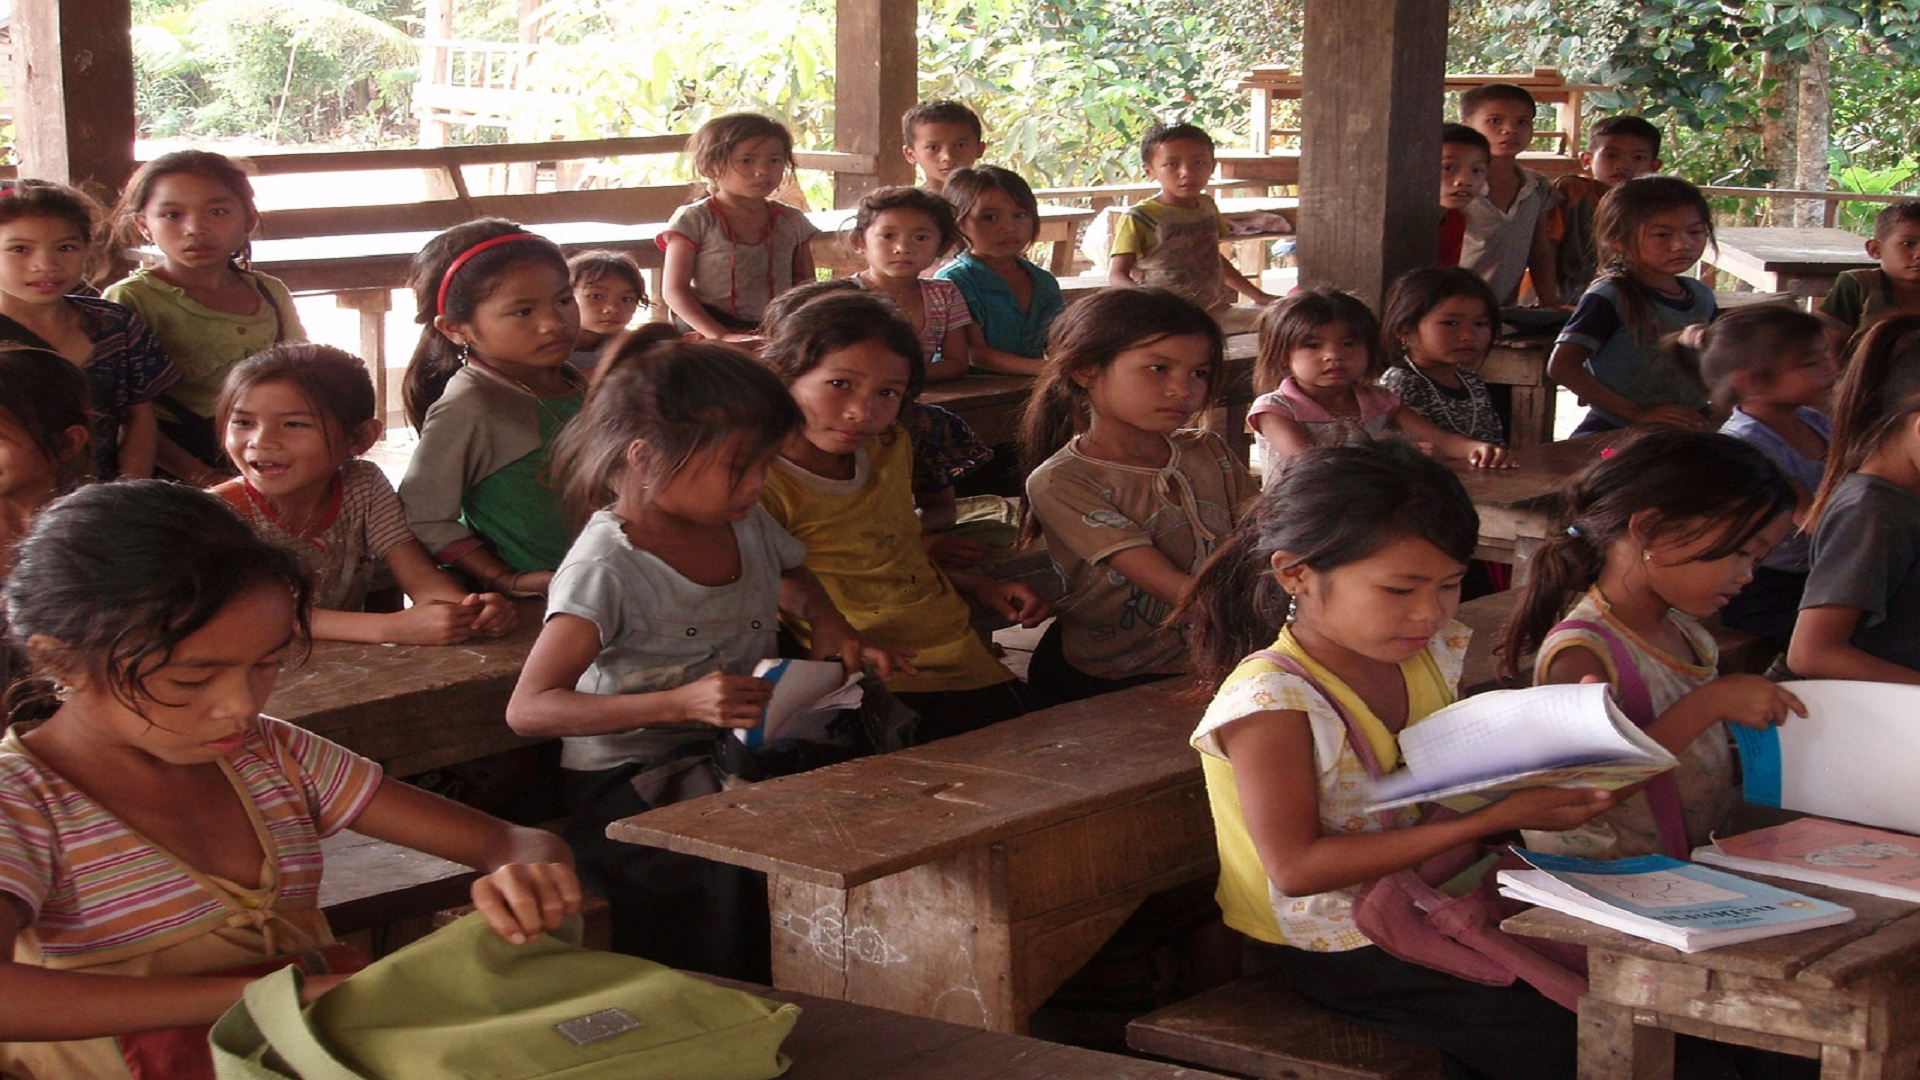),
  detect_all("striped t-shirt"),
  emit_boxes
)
[0,716,382,967]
